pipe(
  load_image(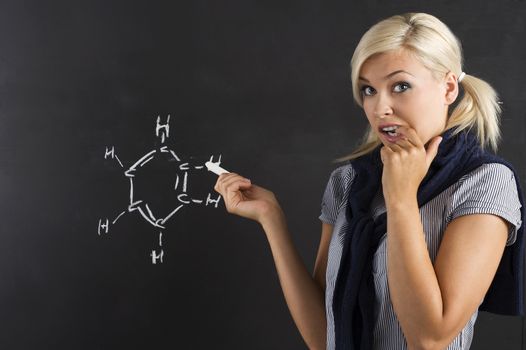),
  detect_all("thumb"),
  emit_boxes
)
[425,136,443,165]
